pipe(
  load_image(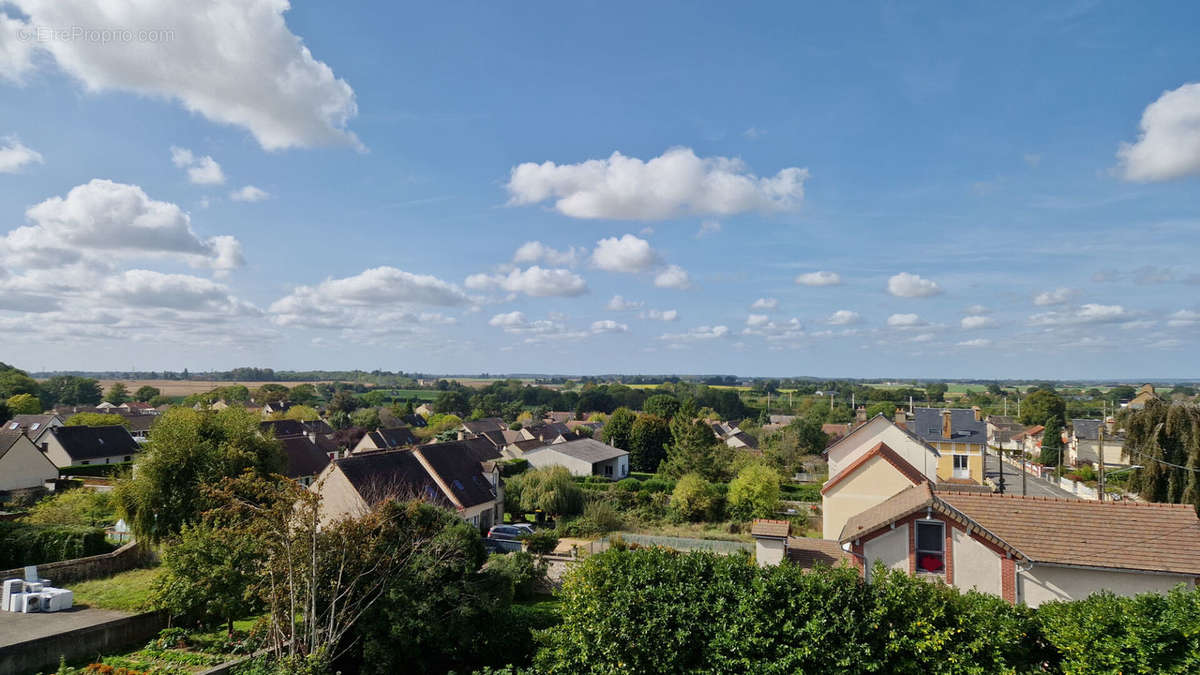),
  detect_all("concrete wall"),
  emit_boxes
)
[0,541,152,585]
[862,524,908,581]
[0,435,58,491]
[0,611,167,675]
[952,528,1002,596]
[1018,565,1195,607]
[755,538,786,567]
[823,454,917,540]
